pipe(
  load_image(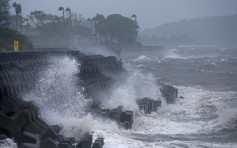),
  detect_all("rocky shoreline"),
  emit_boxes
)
[0,51,178,148]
